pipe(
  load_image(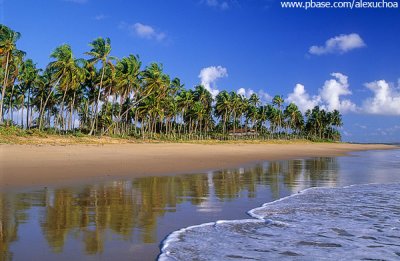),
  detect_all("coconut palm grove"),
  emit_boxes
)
[0,24,343,141]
